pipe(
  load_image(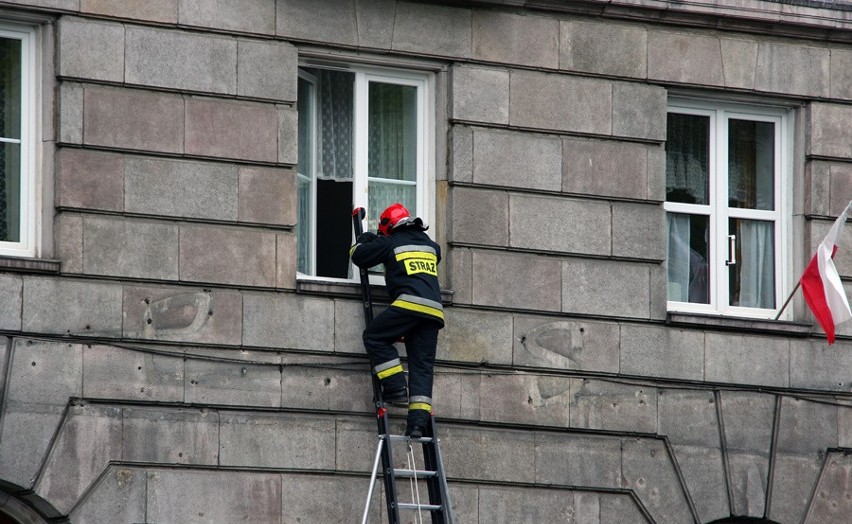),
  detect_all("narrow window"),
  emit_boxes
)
[297,63,431,280]
[665,101,790,318]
